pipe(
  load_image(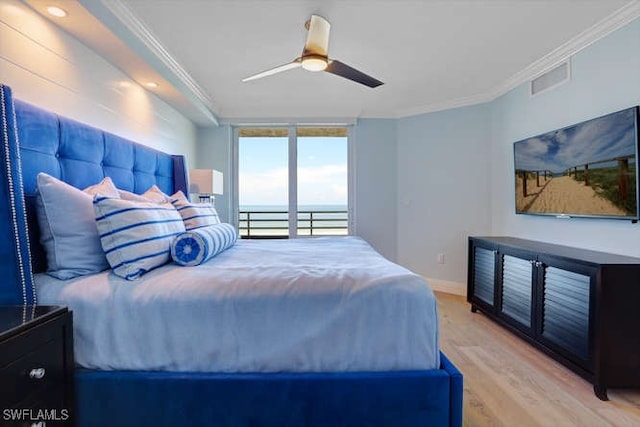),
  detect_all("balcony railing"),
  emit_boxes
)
[239,209,348,238]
